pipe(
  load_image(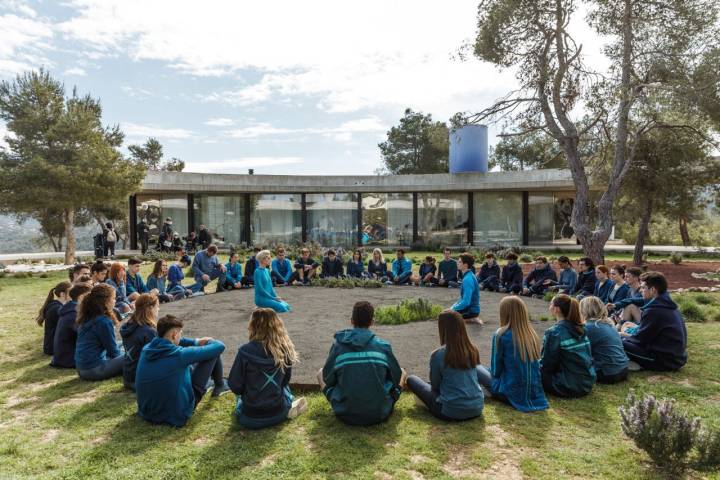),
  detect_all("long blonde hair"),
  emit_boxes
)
[372,248,385,264]
[497,296,541,362]
[579,296,611,326]
[249,308,298,371]
[129,293,159,328]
